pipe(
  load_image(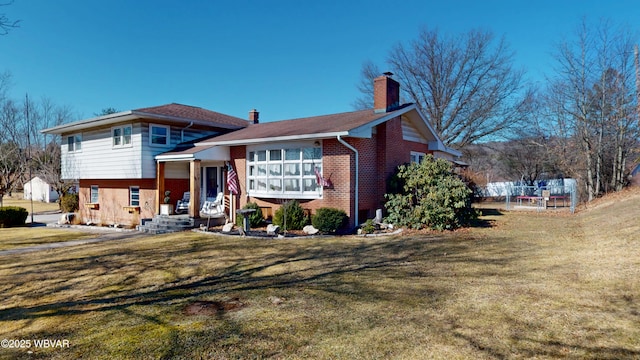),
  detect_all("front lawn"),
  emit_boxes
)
[0,188,638,359]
